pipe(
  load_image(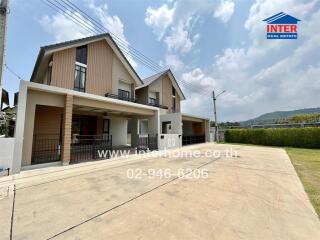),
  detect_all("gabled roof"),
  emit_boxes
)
[263,12,300,24]
[31,33,143,85]
[137,69,186,100]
